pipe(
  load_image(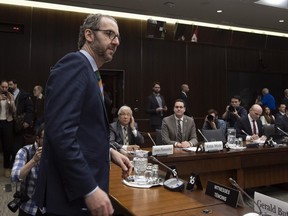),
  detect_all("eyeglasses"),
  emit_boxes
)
[93,29,121,42]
